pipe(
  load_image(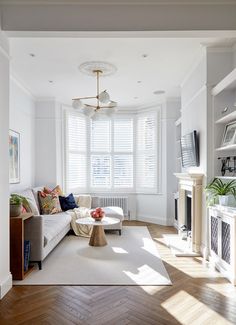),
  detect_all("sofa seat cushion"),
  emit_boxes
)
[103,206,124,221]
[43,212,71,246]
